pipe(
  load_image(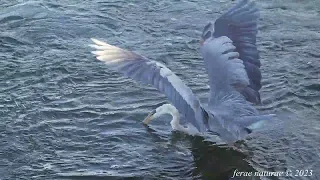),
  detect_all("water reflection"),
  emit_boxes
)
[169,132,260,180]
